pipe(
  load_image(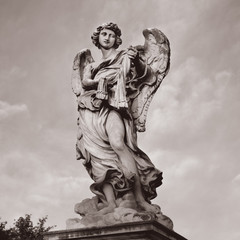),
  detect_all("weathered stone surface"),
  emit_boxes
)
[71,23,171,224]
[67,194,173,230]
[44,220,187,240]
